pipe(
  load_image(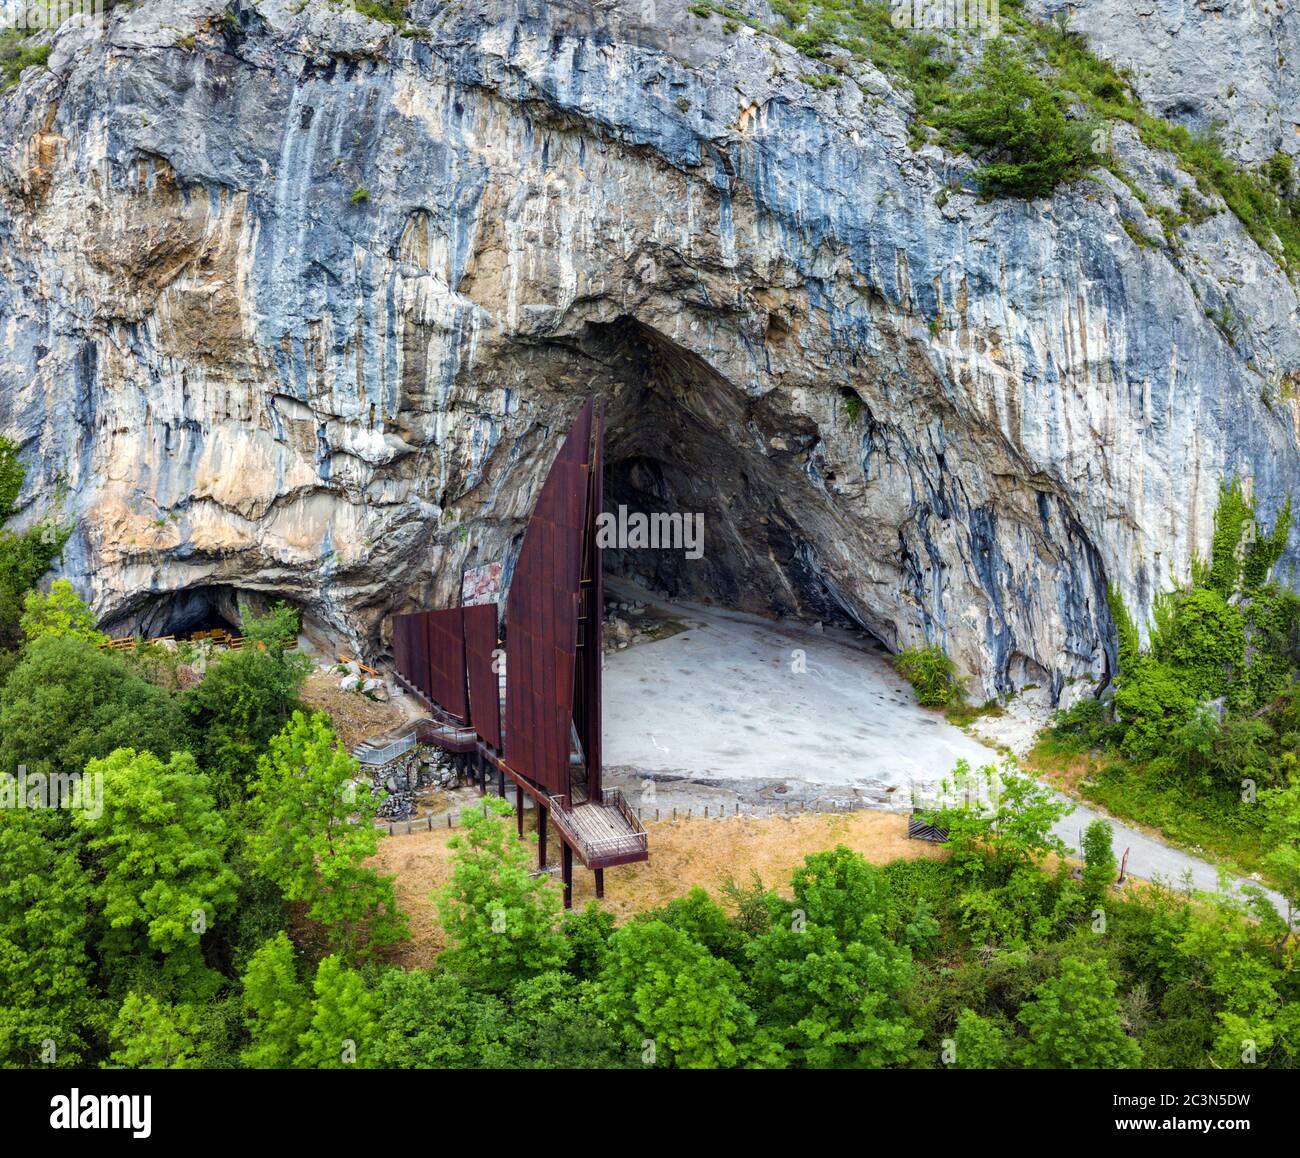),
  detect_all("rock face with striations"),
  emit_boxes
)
[0,0,1297,700]
[1026,0,1300,167]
